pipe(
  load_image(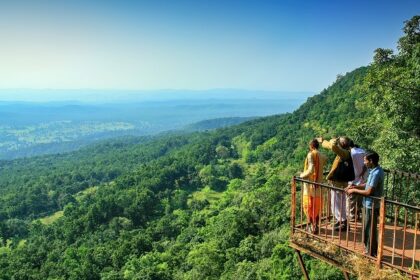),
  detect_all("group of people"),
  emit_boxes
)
[299,136,384,256]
